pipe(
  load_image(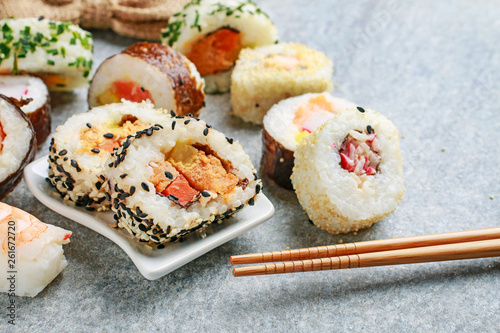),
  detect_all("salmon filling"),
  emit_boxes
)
[79,115,145,154]
[98,80,154,105]
[293,95,335,142]
[149,143,241,207]
[185,28,242,76]
[338,128,381,176]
